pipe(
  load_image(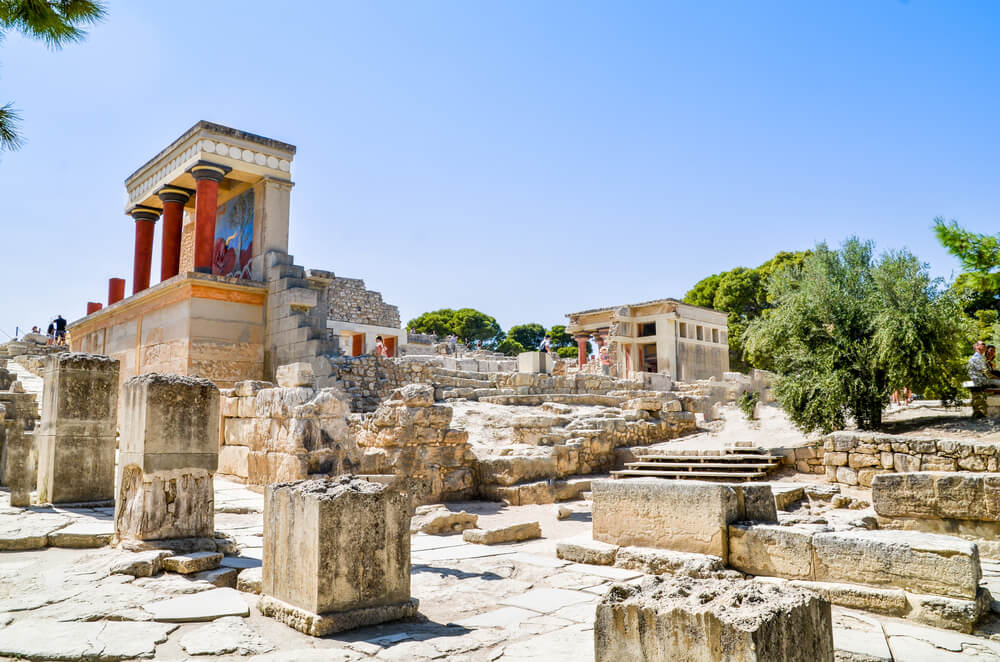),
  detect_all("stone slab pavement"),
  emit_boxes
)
[0,482,999,659]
